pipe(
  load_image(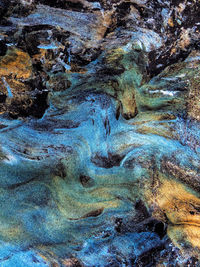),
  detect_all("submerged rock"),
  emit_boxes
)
[0,0,200,266]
